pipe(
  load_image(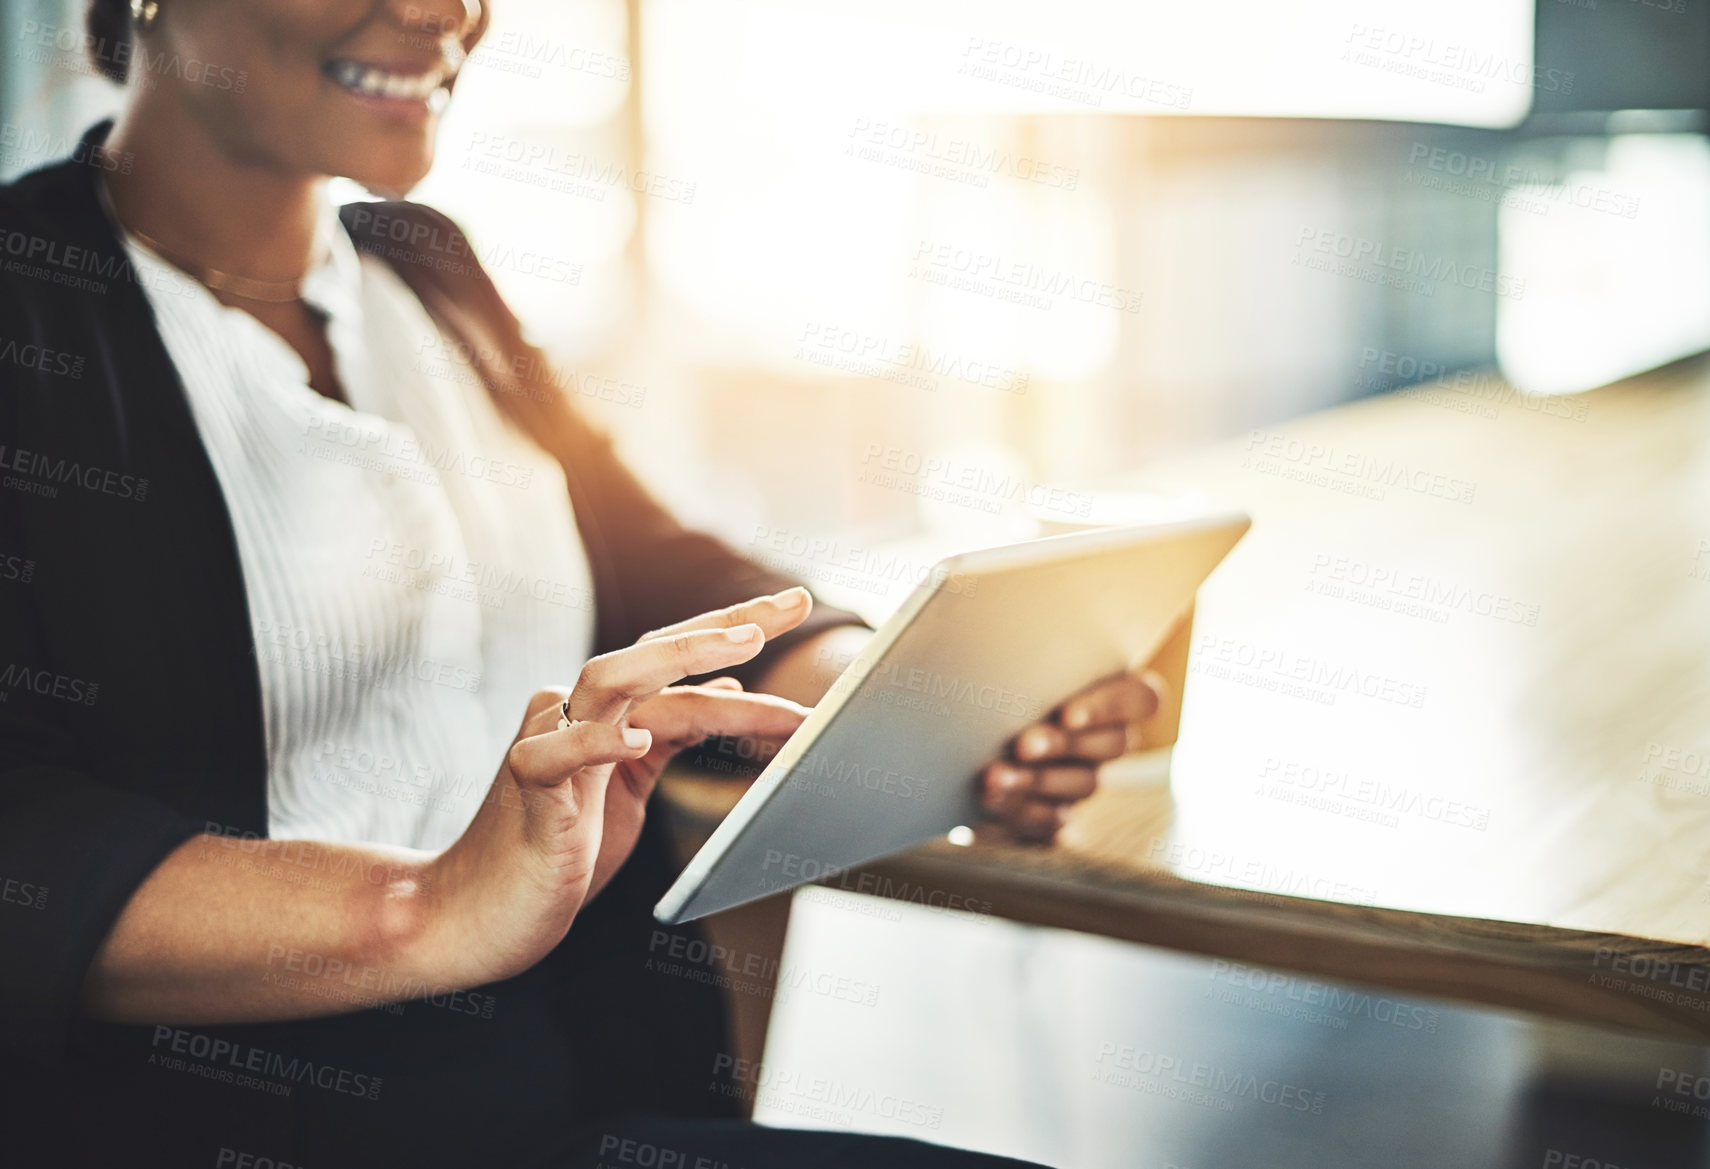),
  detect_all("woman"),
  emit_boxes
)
[0,1,1160,1165]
